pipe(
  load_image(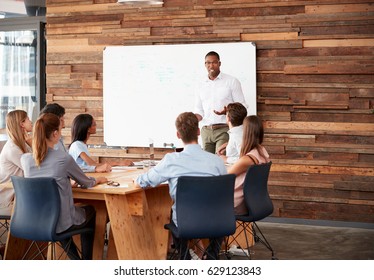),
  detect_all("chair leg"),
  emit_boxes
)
[22,241,49,260]
[242,222,253,259]
[58,238,83,260]
[0,244,5,259]
[23,239,83,260]
[49,243,56,260]
[226,222,253,259]
[201,238,224,260]
[227,221,277,260]
[252,222,277,259]
[0,219,10,246]
[167,245,179,260]
[167,238,188,260]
